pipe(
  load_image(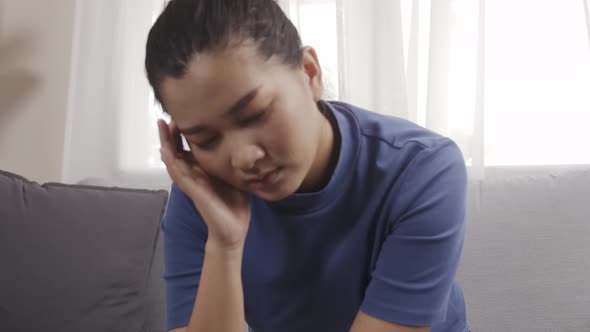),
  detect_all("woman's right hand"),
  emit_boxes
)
[158,119,251,250]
